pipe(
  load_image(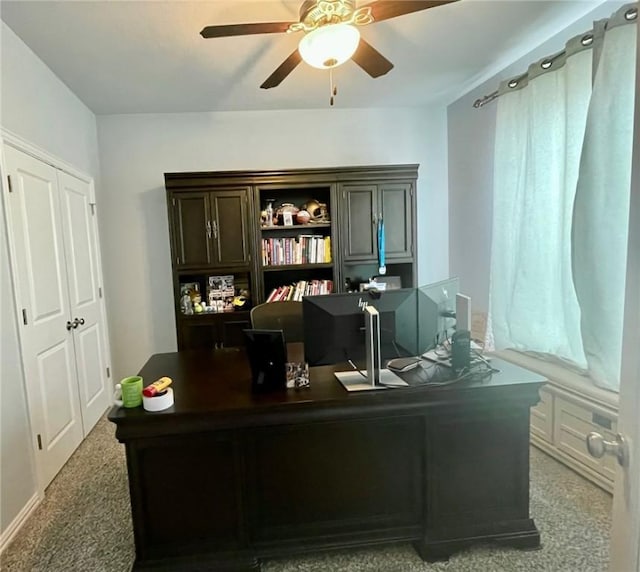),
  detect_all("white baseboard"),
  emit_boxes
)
[0,493,41,554]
